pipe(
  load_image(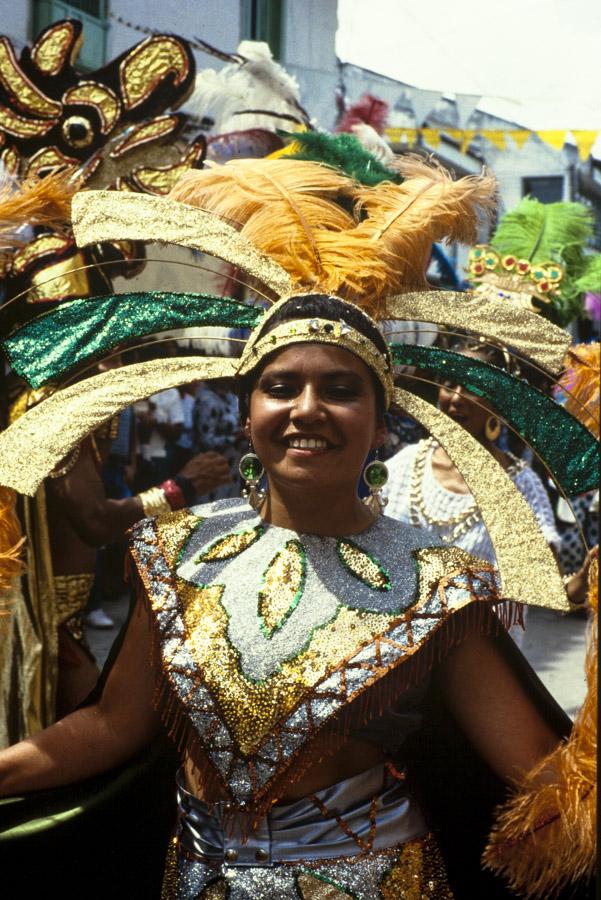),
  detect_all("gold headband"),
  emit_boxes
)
[237,316,394,407]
